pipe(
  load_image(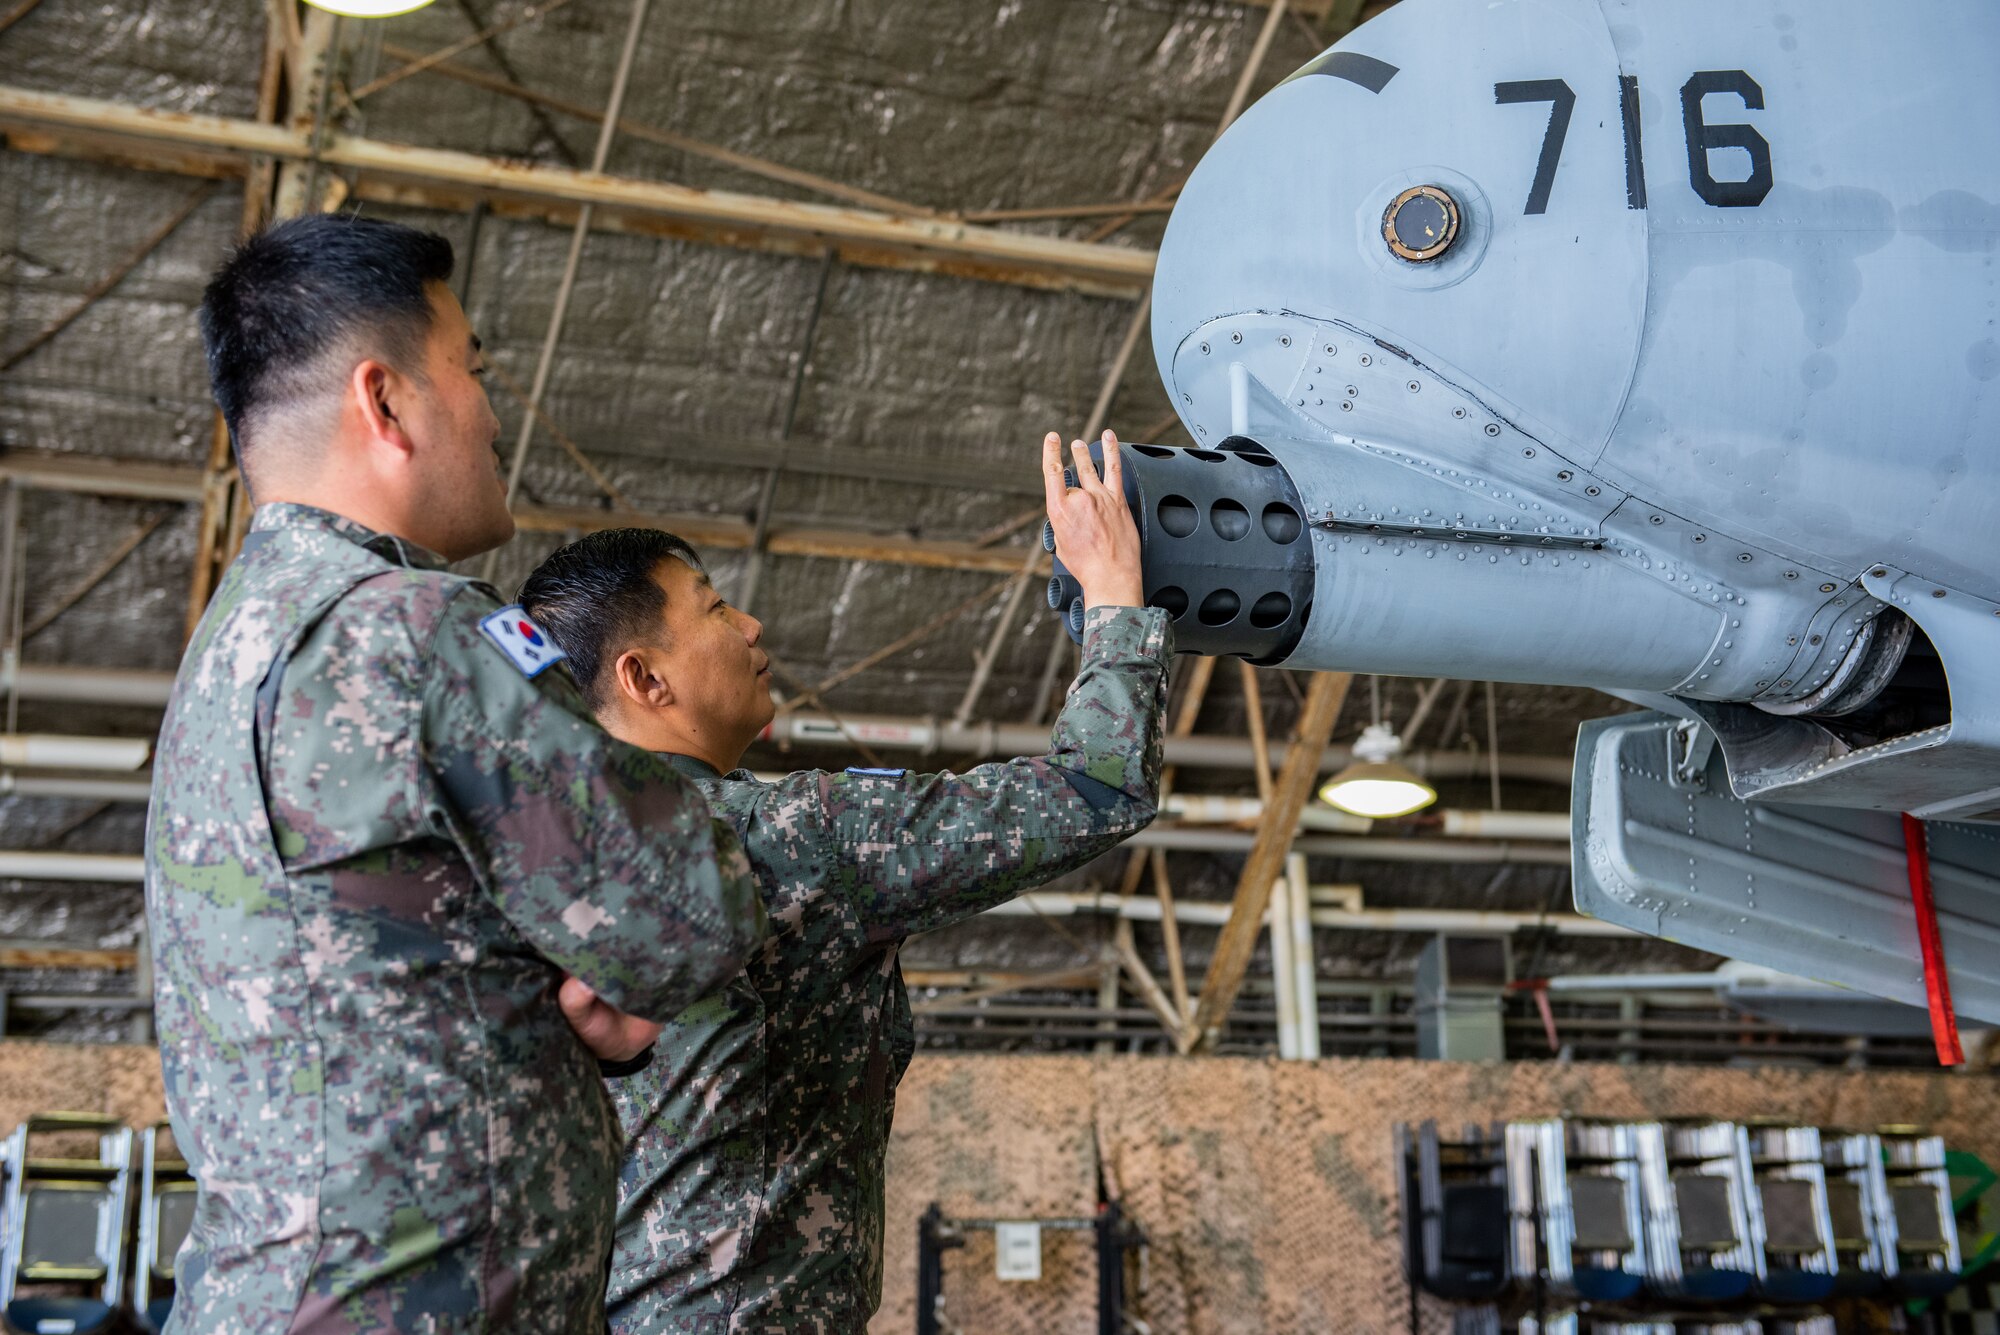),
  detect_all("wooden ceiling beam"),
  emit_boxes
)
[0,85,1154,299]
[1181,671,1354,1052]
[0,450,1037,575]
